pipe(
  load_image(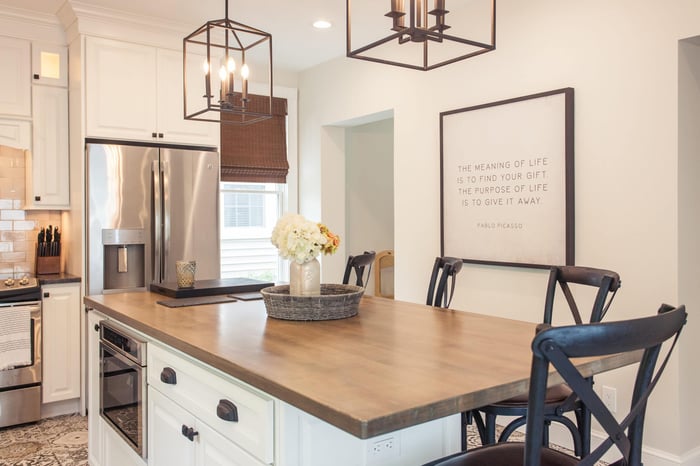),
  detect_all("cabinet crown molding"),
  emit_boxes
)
[62,0,191,50]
